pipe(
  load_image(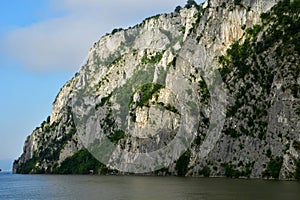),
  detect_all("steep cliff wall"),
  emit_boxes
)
[14,0,299,179]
